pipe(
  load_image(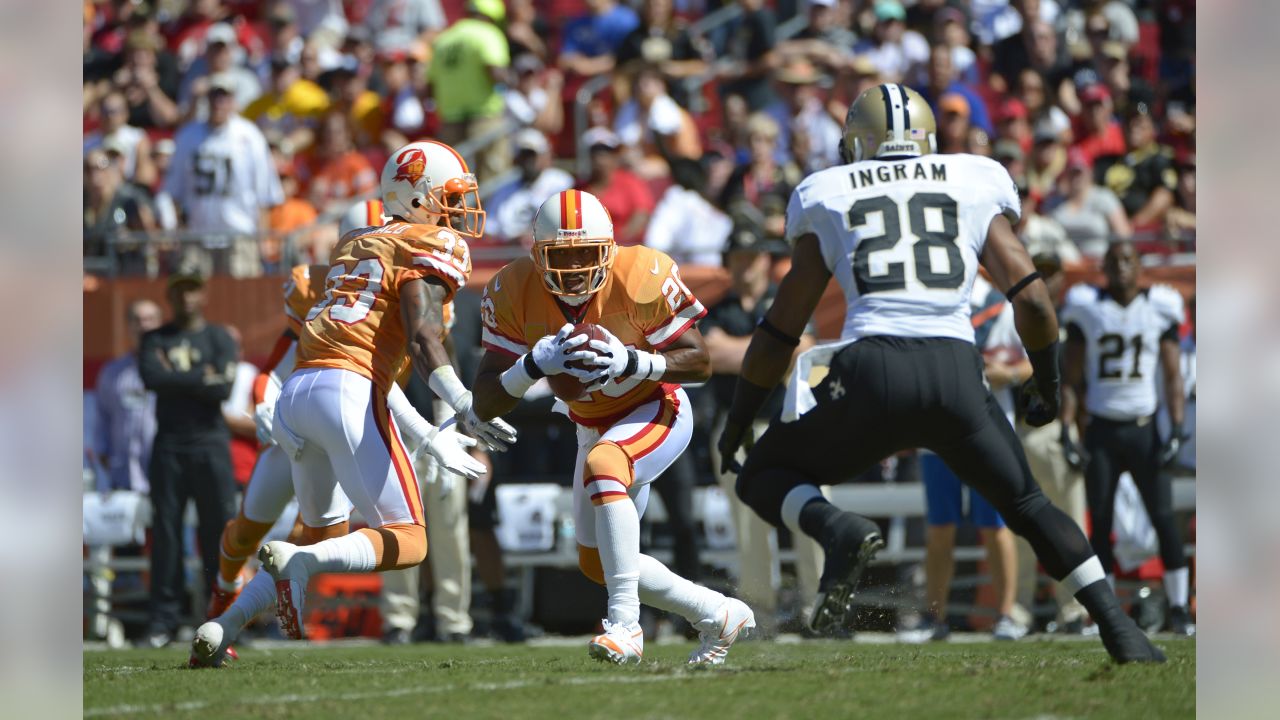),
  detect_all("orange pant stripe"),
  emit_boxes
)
[616,392,679,461]
[371,388,424,525]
